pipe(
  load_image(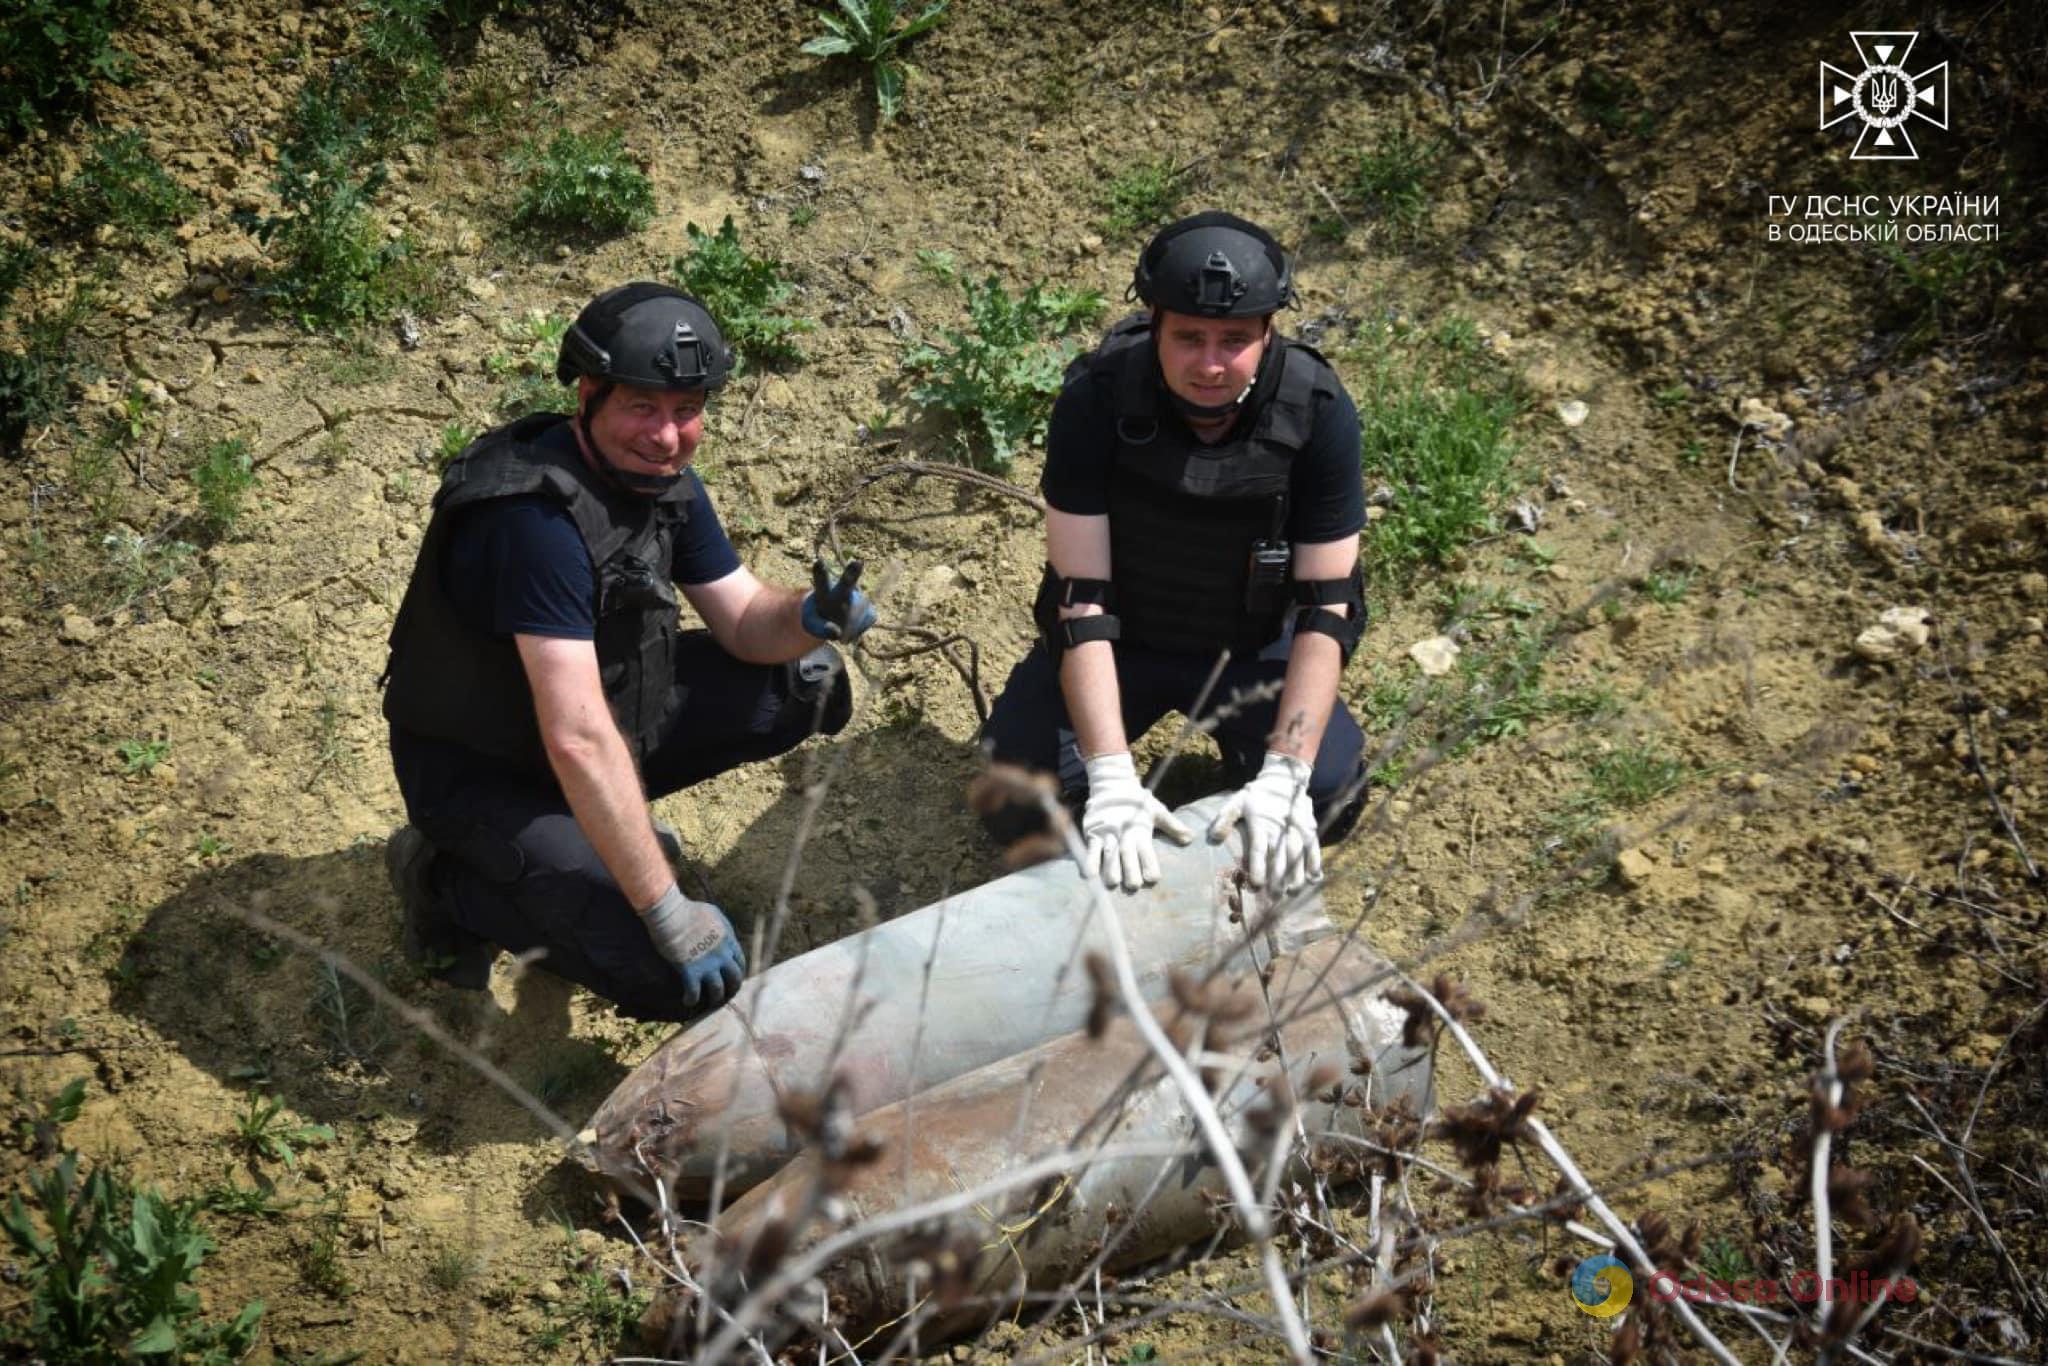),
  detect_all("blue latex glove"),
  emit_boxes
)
[641,884,746,1011]
[801,557,876,643]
